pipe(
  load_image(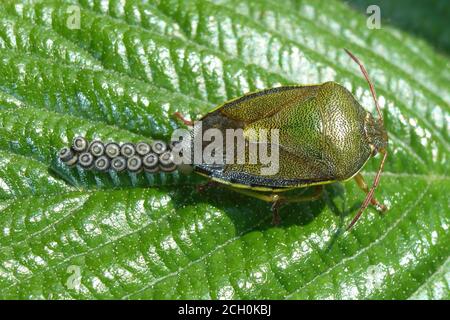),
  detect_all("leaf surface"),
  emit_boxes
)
[0,0,448,299]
